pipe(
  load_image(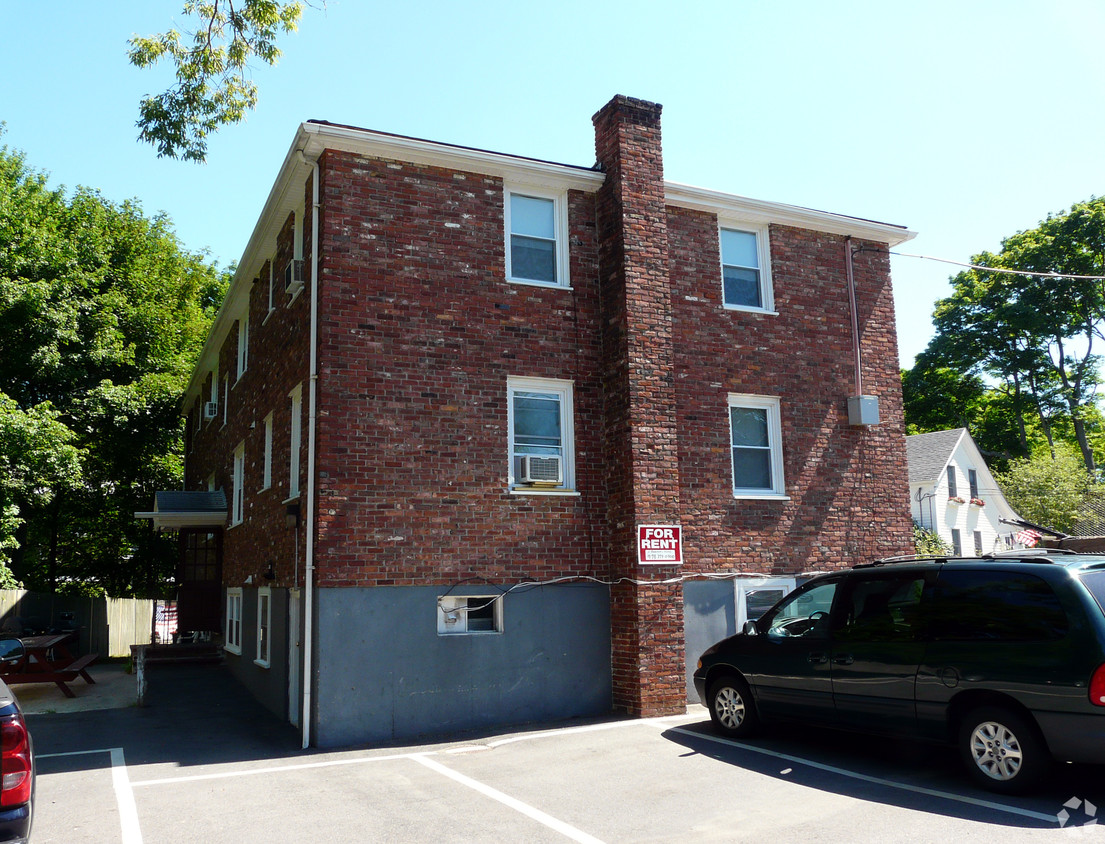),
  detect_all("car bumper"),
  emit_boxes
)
[1036,710,1105,764]
[0,802,32,843]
